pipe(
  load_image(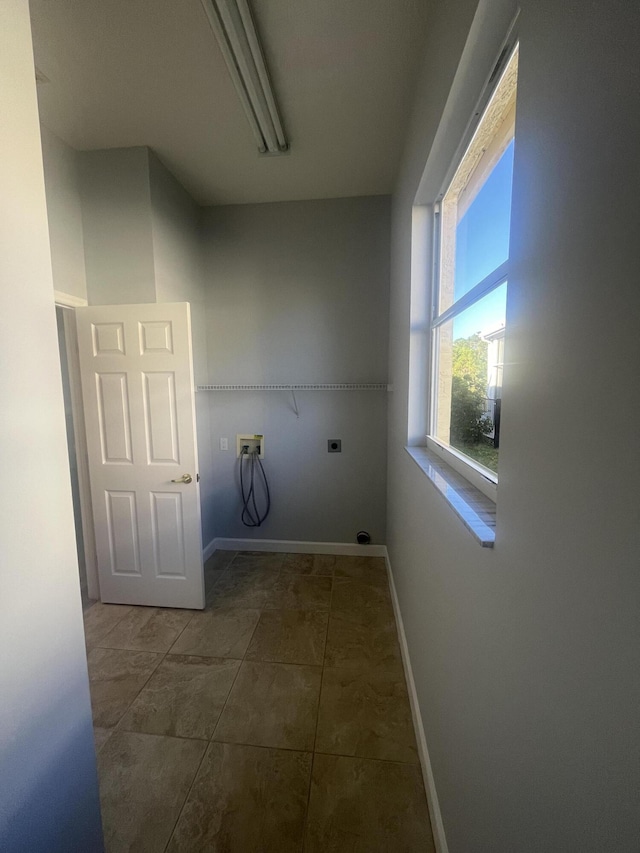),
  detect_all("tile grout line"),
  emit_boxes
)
[107,554,420,849]
[89,641,166,733]
[162,738,210,853]
[207,551,329,851]
[102,553,417,850]
[302,555,336,852]
[110,554,254,745]
[94,602,203,735]
[162,551,257,853]
[150,732,420,765]
[85,602,133,650]
[110,644,169,733]
[208,552,283,744]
